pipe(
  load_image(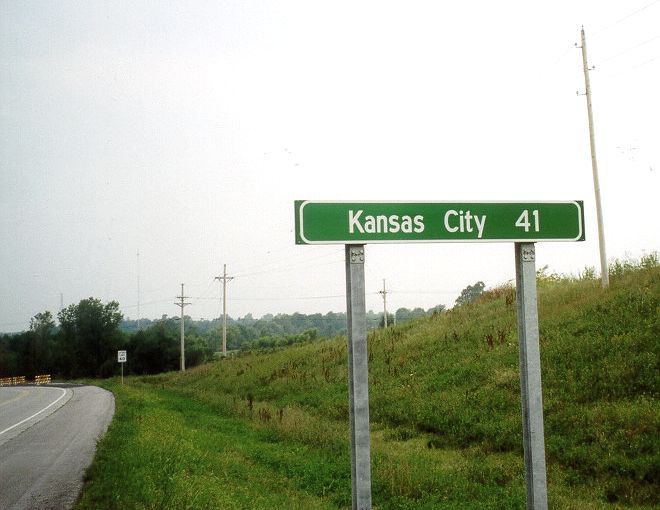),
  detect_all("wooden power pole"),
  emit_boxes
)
[174,283,190,371]
[580,27,609,288]
[215,264,234,356]
[379,279,388,327]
